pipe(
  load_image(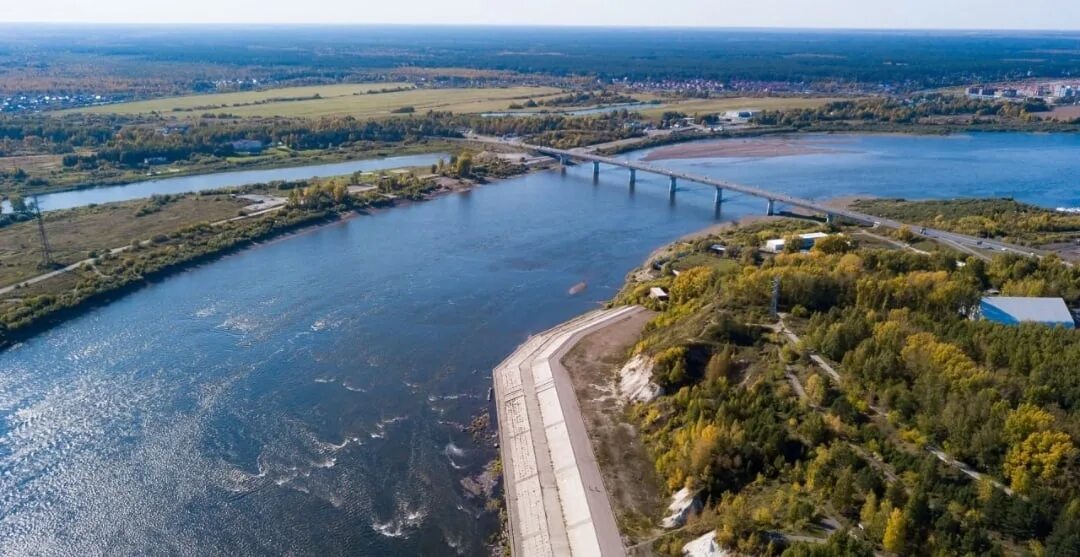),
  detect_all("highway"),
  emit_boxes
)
[475,136,1047,263]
